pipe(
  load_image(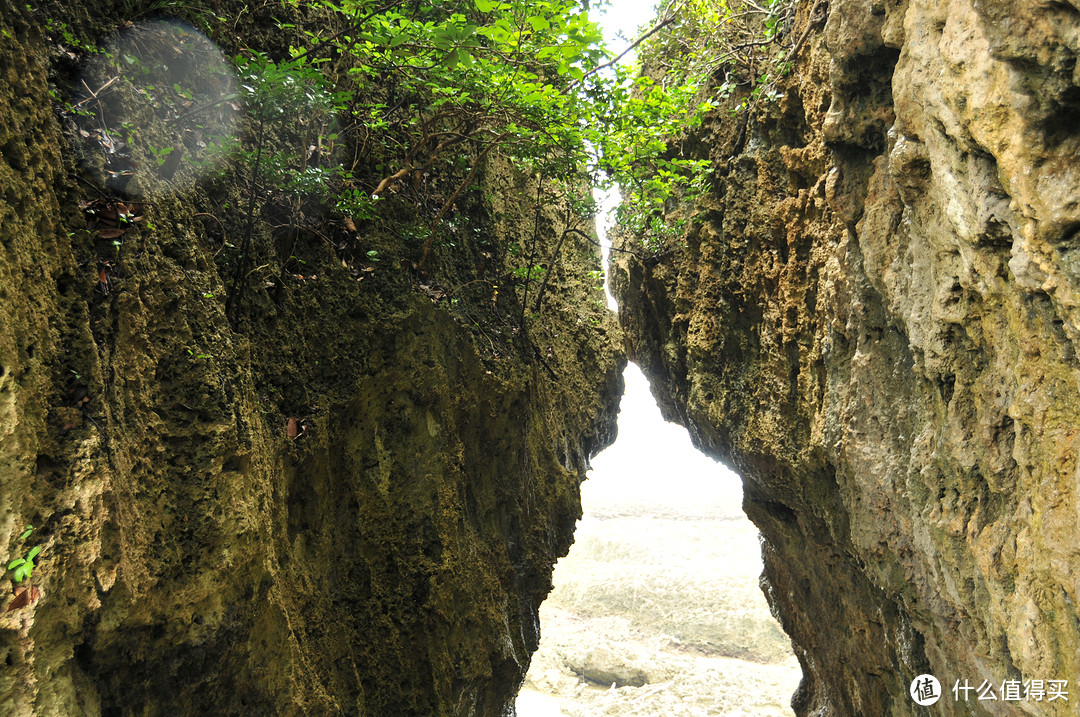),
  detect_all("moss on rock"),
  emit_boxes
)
[0,2,624,715]
[614,0,1080,714]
